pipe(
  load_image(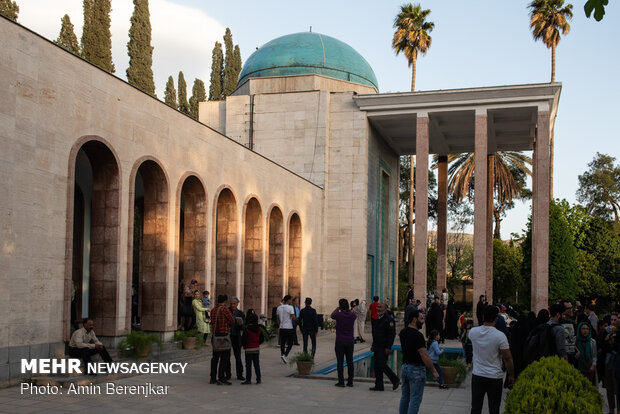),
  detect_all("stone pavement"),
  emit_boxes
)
[0,331,500,414]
